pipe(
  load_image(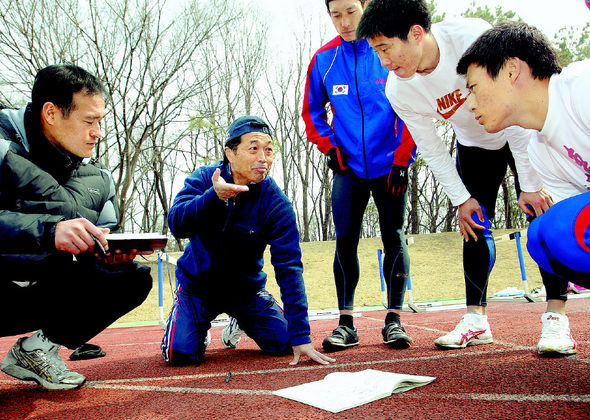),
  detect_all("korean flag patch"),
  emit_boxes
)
[332,84,349,95]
